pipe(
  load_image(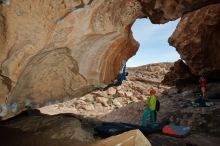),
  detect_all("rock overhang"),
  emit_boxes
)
[0,0,219,119]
